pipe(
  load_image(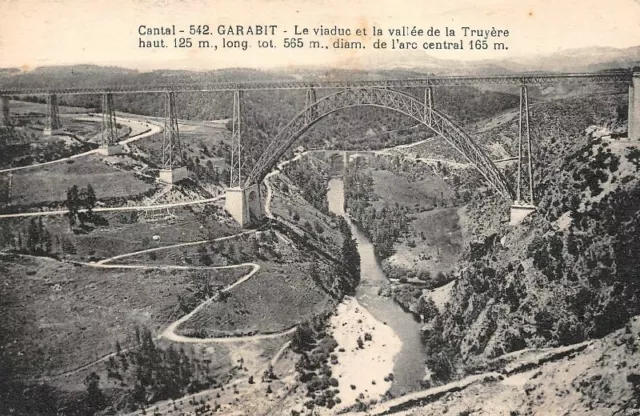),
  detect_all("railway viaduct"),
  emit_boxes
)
[1,70,638,226]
